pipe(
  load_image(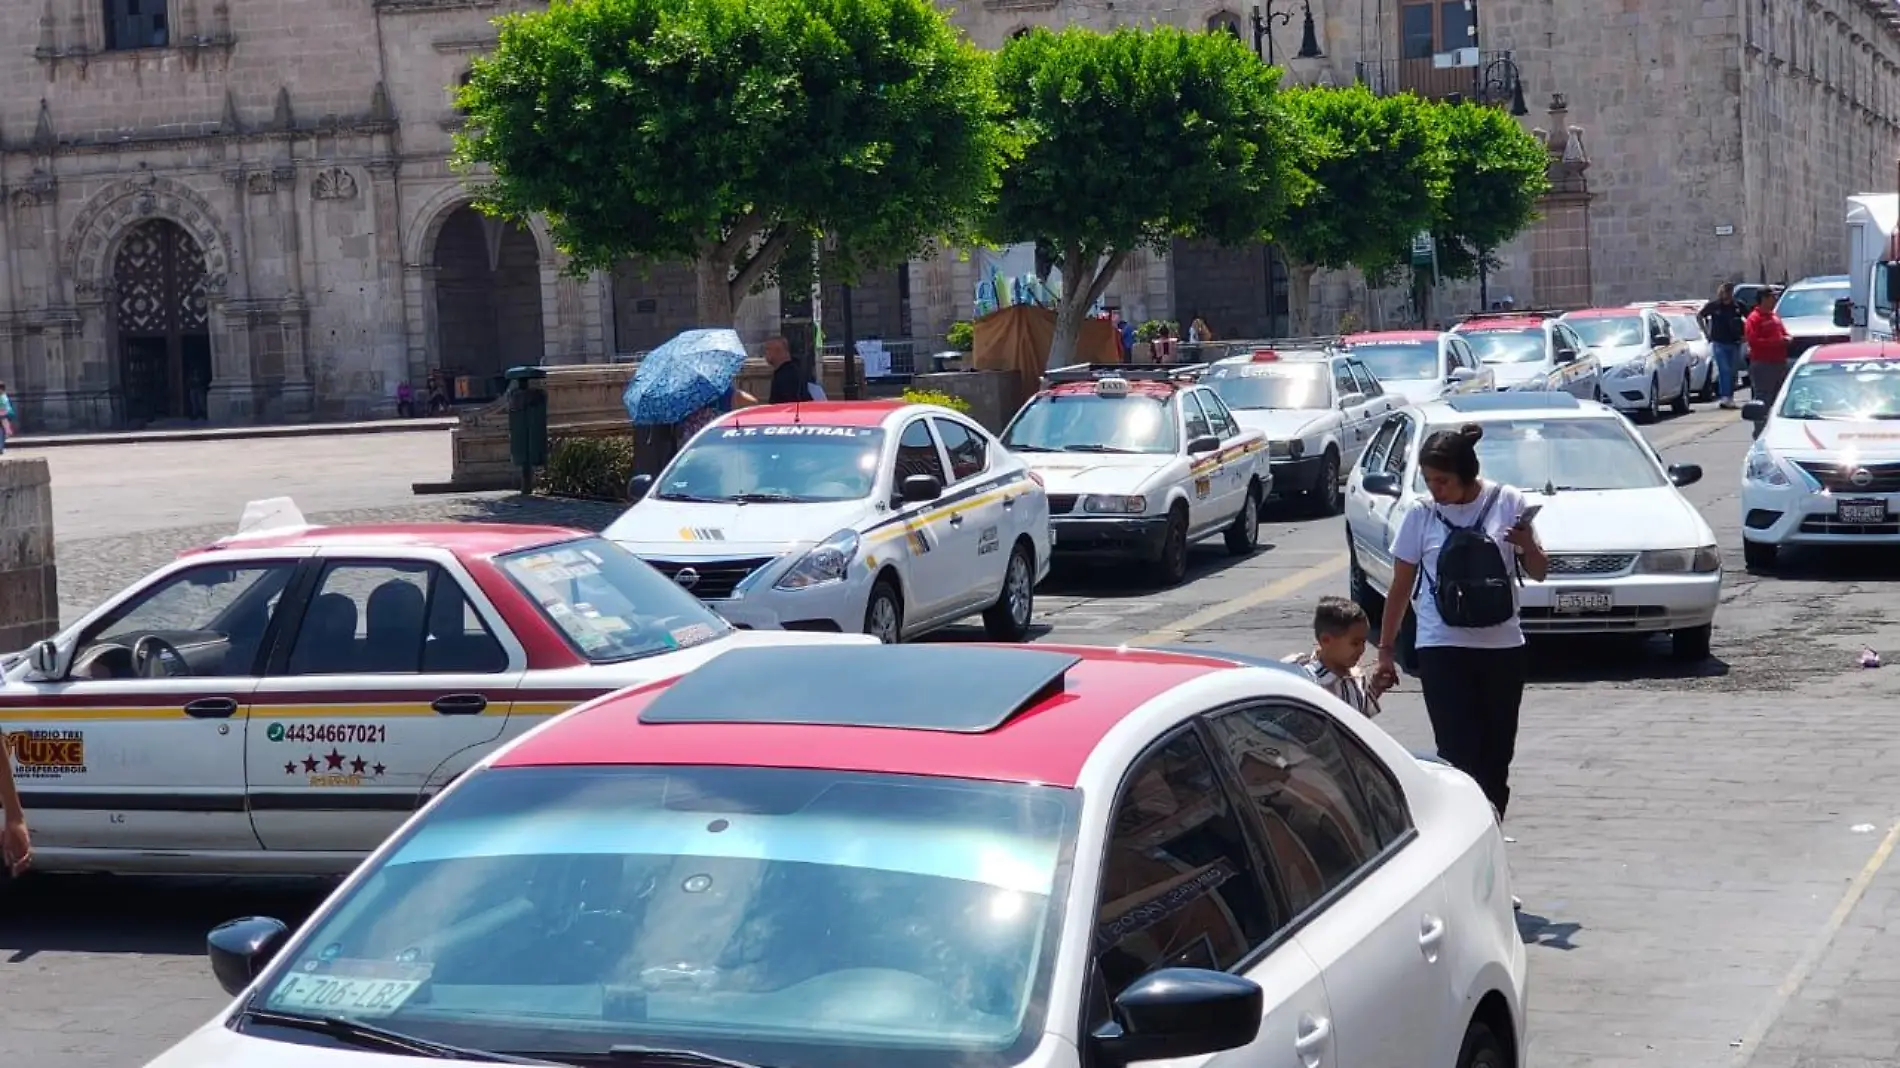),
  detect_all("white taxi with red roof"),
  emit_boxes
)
[1341,330,1495,405]
[1559,306,1695,421]
[1001,366,1269,586]
[160,643,1527,1068]
[1739,341,1900,568]
[0,499,865,876]
[1451,310,1601,398]
[606,400,1051,644]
